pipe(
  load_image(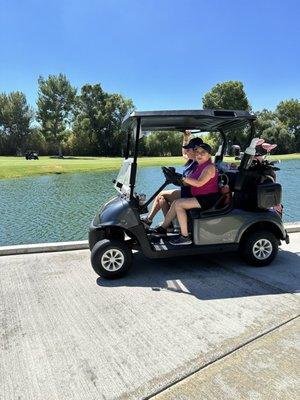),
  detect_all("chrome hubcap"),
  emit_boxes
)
[101,249,125,271]
[253,239,273,260]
